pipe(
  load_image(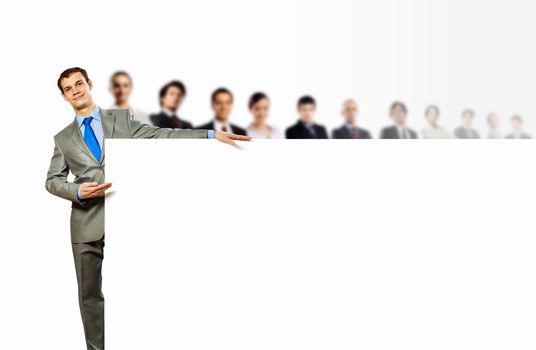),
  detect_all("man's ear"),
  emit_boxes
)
[88,79,93,90]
